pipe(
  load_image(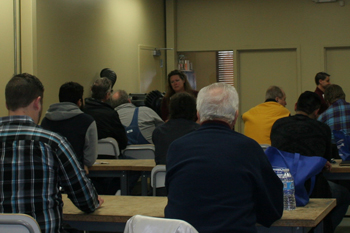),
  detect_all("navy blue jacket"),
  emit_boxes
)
[165,121,283,233]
